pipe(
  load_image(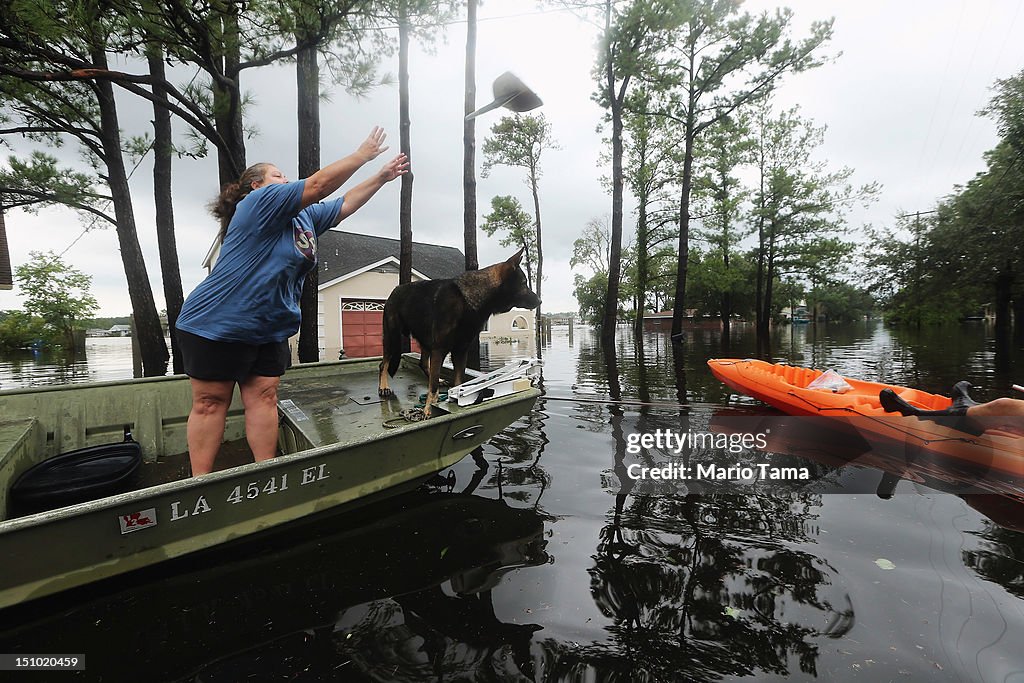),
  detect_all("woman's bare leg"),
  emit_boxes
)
[239,374,281,462]
[187,378,235,475]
